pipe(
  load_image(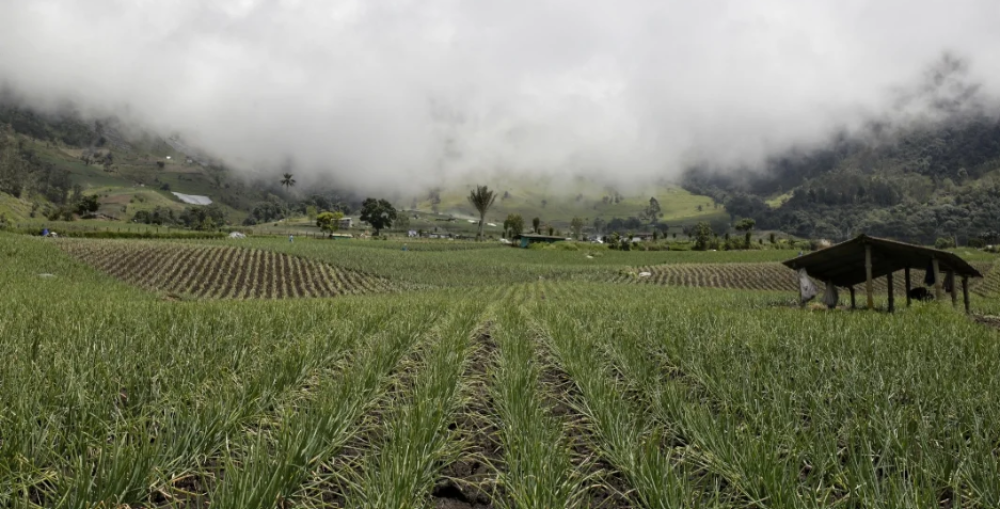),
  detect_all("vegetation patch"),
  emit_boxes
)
[60,240,393,299]
[612,260,1000,296]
